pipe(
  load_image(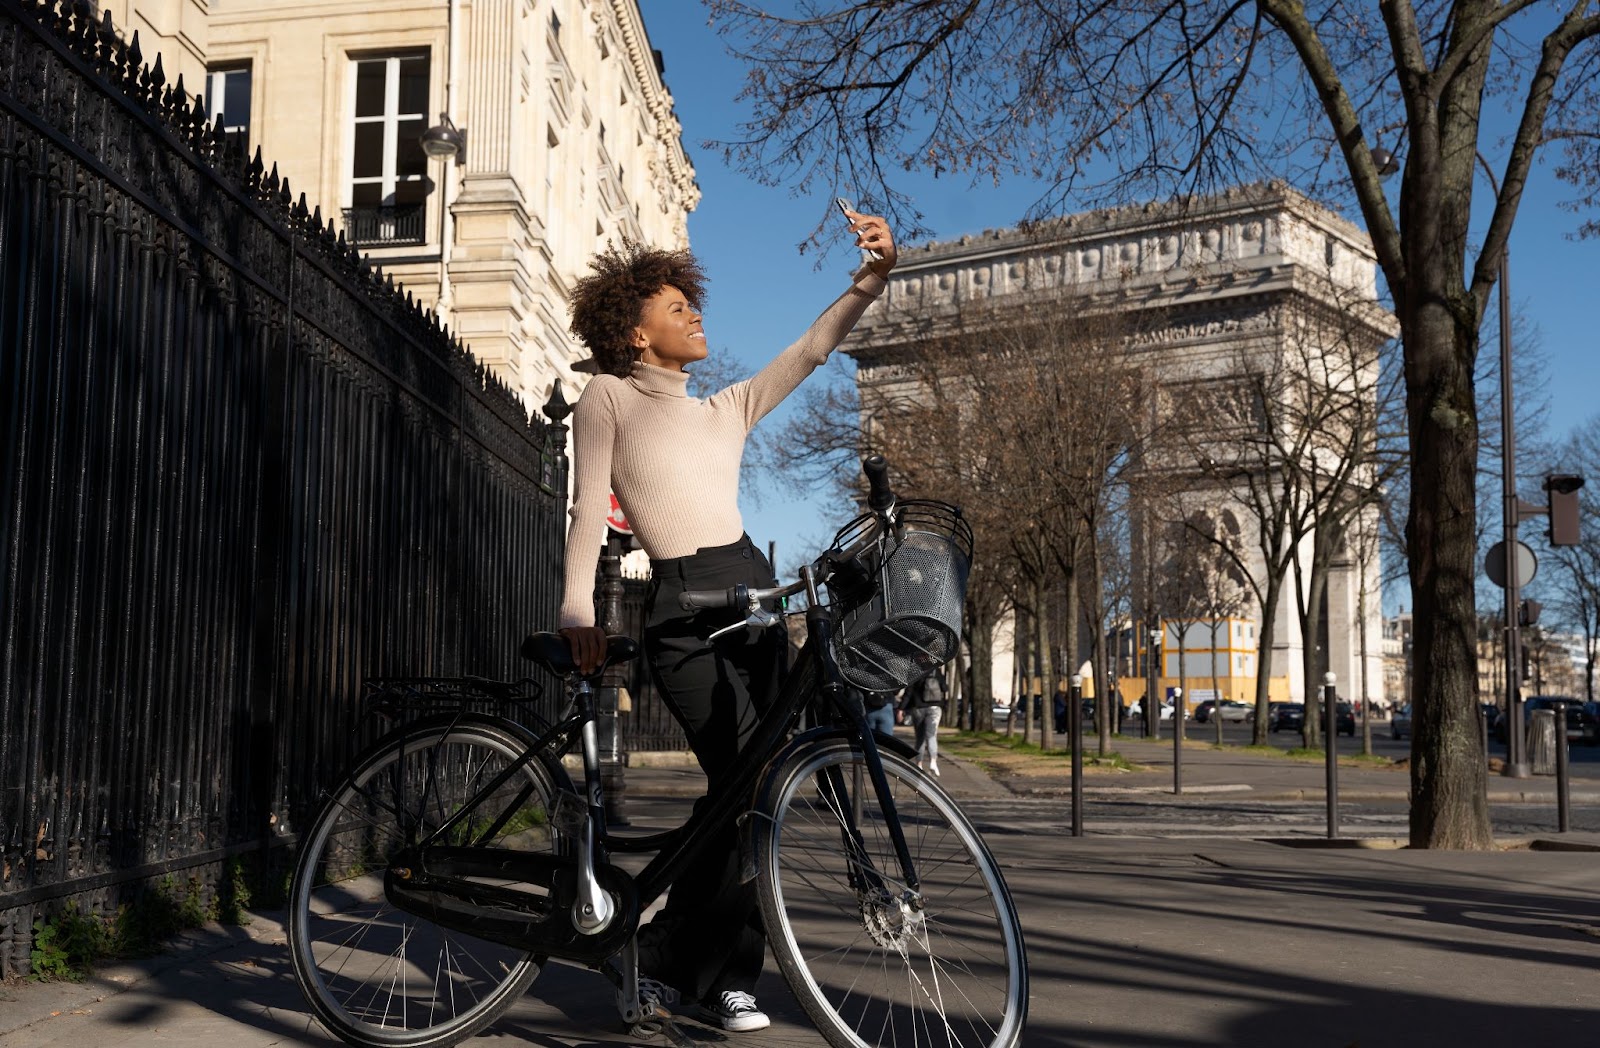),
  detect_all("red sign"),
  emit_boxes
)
[606,492,633,535]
